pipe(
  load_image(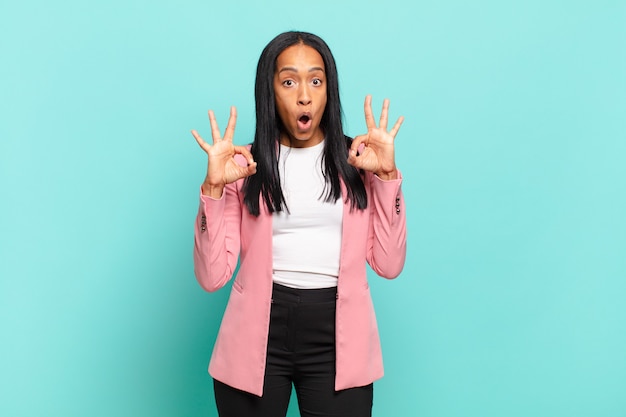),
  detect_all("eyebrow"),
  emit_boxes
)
[277,66,325,74]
